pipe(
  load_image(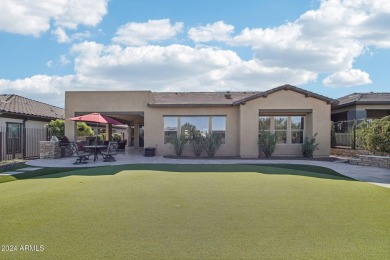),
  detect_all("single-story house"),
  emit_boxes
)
[0,94,64,159]
[331,92,390,122]
[65,84,337,158]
